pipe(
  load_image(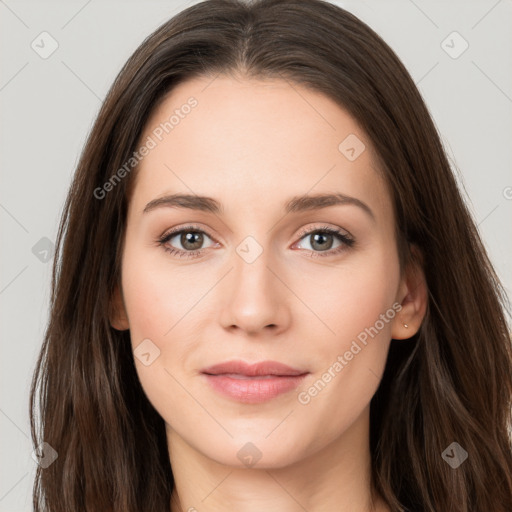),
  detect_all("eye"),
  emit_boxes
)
[157,224,355,260]
[157,225,218,259]
[293,225,354,257]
